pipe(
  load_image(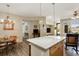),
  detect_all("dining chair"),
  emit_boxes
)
[65,34,78,54]
[8,36,17,50]
[9,36,17,43]
[0,42,7,55]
